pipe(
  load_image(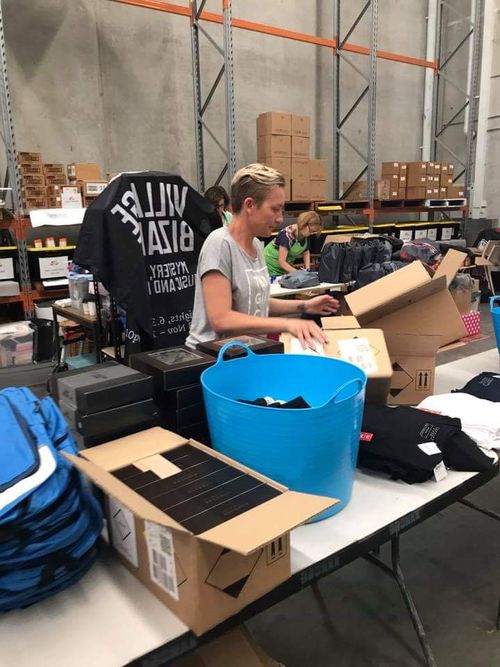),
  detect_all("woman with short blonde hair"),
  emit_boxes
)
[264,210,322,276]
